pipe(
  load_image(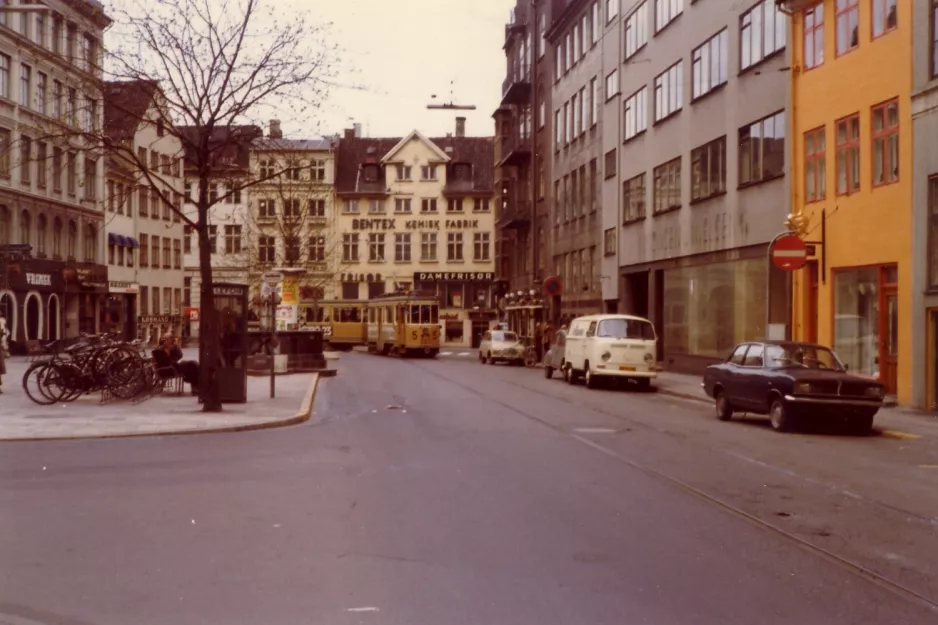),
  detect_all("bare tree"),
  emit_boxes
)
[25,0,336,411]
